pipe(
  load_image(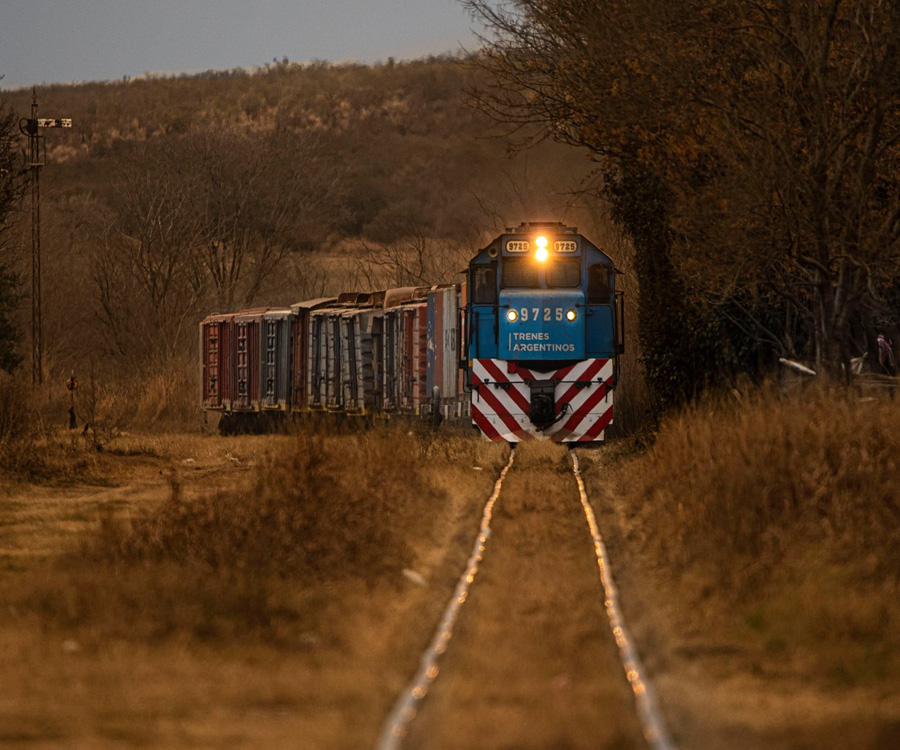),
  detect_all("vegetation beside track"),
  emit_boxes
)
[580,386,900,748]
[0,428,507,748]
